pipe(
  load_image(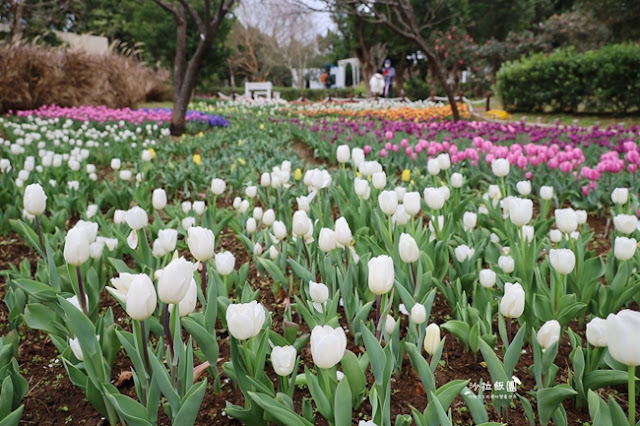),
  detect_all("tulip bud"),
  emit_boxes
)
[605,310,640,366]
[516,180,531,196]
[310,325,347,369]
[451,172,463,188]
[455,245,475,262]
[614,237,637,261]
[575,210,587,225]
[211,178,226,195]
[392,205,410,226]
[368,255,394,295]
[423,187,445,210]
[613,214,638,235]
[522,225,534,243]
[537,320,561,350]
[120,170,132,181]
[399,233,419,263]
[90,241,104,259]
[549,249,576,275]
[180,200,191,213]
[125,206,148,230]
[245,186,257,198]
[424,323,441,356]
[69,337,84,361]
[555,208,578,234]
[187,226,215,261]
[193,201,205,216]
[273,220,287,241]
[337,145,350,163]
[158,257,196,304]
[246,217,257,233]
[352,147,364,167]
[309,281,329,304]
[262,209,275,226]
[215,251,235,275]
[226,301,266,340]
[410,303,427,324]
[500,282,525,319]
[125,274,157,321]
[354,178,371,200]
[372,172,387,190]
[549,229,562,243]
[586,317,608,347]
[479,269,496,288]
[297,195,310,212]
[292,210,309,237]
[427,158,440,175]
[152,188,167,210]
[335,217,352,246]
[318,228,336,252]
[182,216,195,230]
[378,190,398,215]
[395,186,407,202]
[269,245,278,260]
[253,207,263,221]
[64,227,90,266]
[110,158,121,170]
[114,209,126,224]
[437,153,451,170]
[462,211,477,230]
[271,345,297,376]
[540,186,554,200]
[260,172,271,187]
[492,158,509,177]
[498,255,515,273]
[385,315,396,335]
[253,243,263,255]
[23,183,47,216]
[611,187,629,205]
[509,198,533,227]
[403,192,421,216]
